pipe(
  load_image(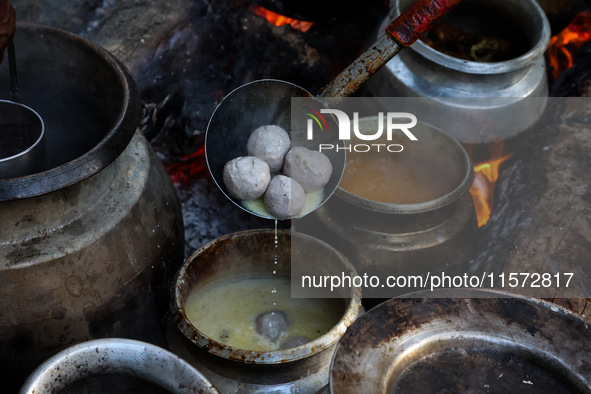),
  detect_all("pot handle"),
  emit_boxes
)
[7,40,19,102]
[319,0,463,98]
[386,0,463,47]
